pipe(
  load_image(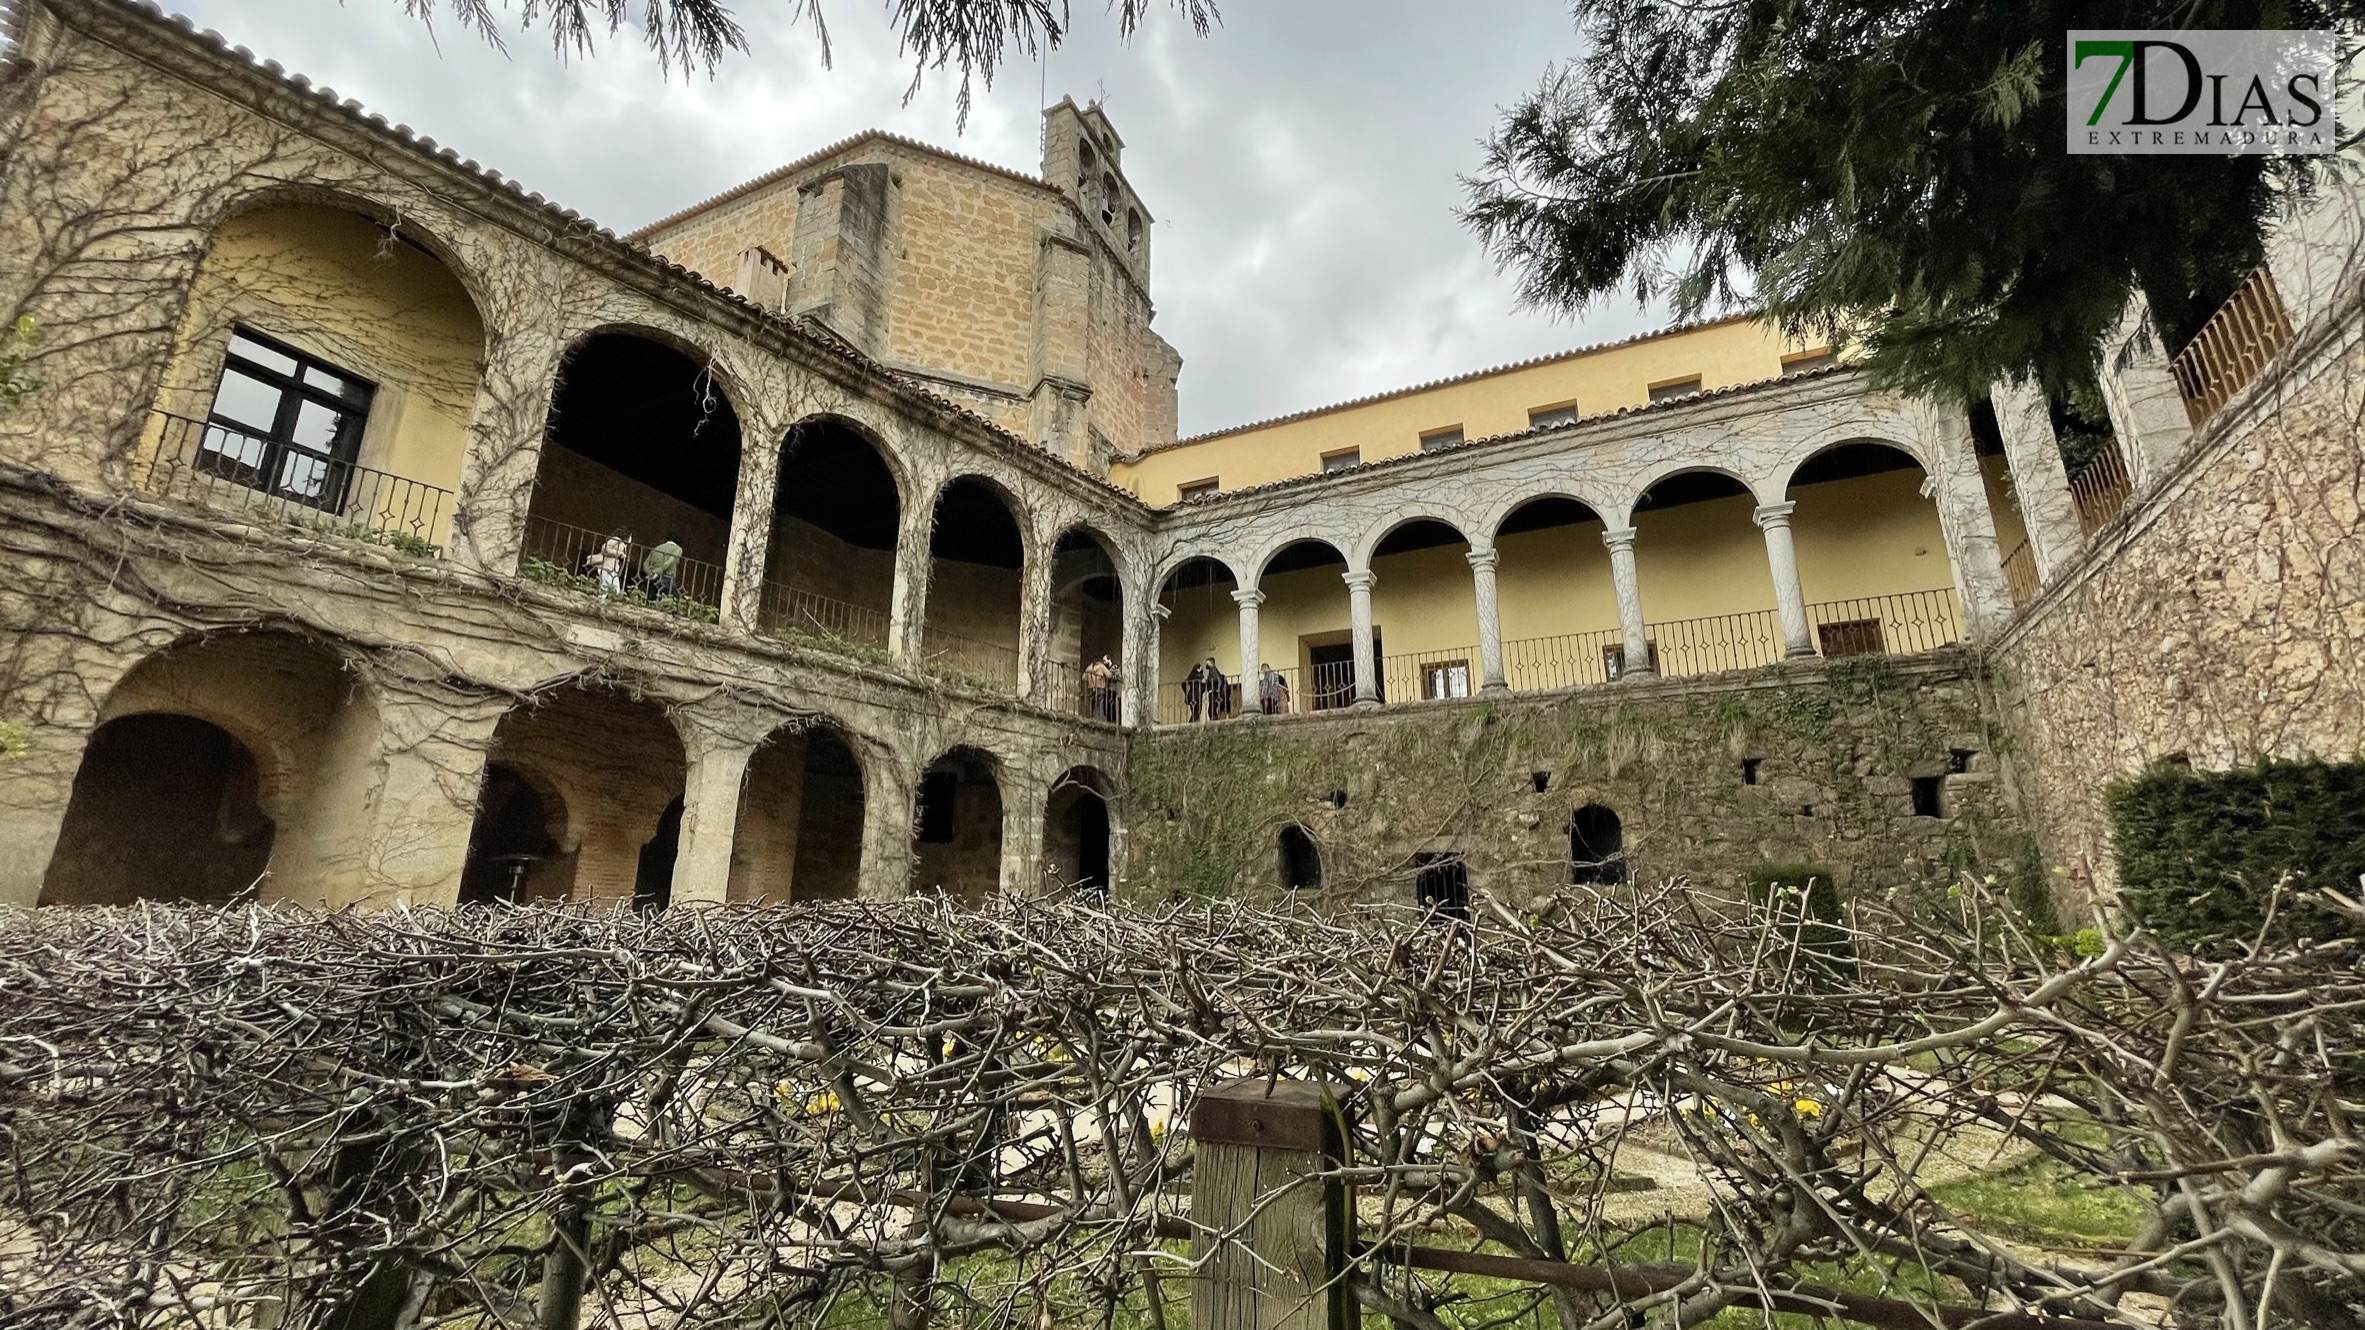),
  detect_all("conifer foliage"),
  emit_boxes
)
[1461,1,2361,401]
